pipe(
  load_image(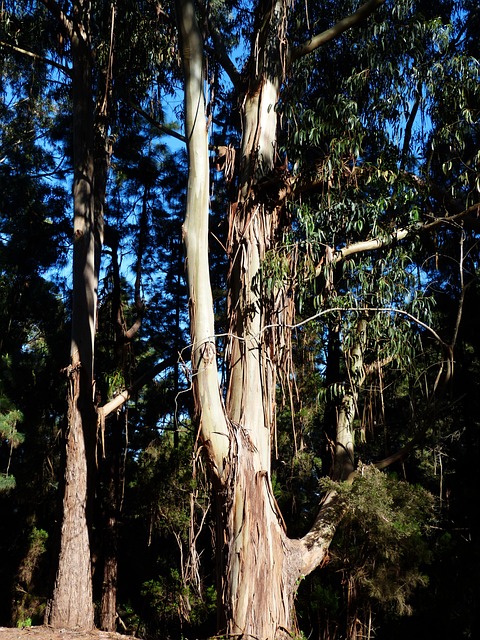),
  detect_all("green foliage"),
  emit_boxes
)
[0,0,479,637]
[121,429,216,636]
[0,409,24,446]
[16,617,32,628]
[0,474,15,491]
[11,527,49,627]
[0,407,24,488]
[300,467,436,637]
[140,571,216,629]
